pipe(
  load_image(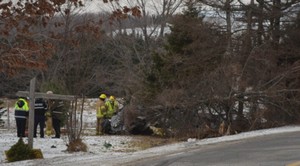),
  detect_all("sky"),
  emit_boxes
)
[2,99,300,165]
[81,0,254,14]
